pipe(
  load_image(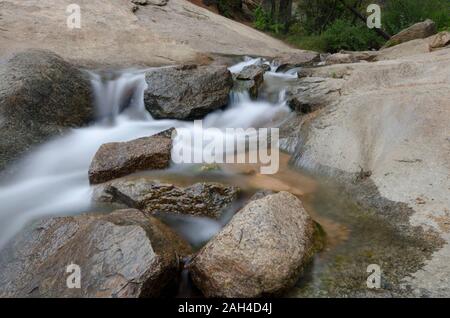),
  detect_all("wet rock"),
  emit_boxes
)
[88,129,174,184]
[286,77,344,114]
[144,65,233,120]
[429,31,450,49]
[233,64,270,99]
[273,51,320,72]
[0,49,94,171]
[383,19,437,48]
[93,177,240,219]
[189,191,317,297]
[0,209,192,298]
